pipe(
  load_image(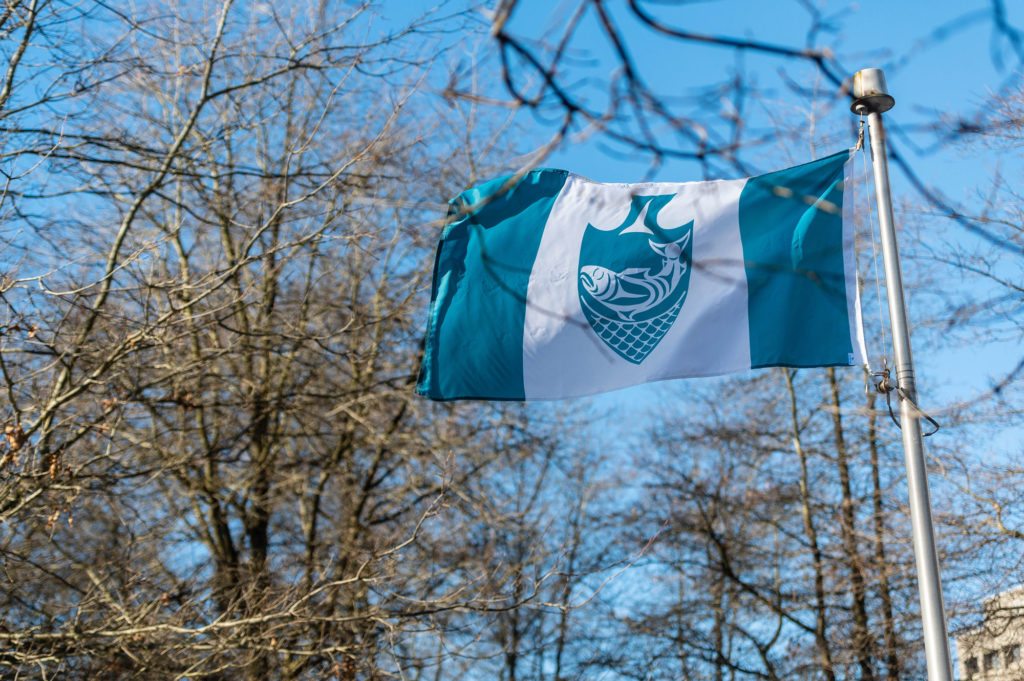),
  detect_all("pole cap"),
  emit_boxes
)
[850,68,895,114]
